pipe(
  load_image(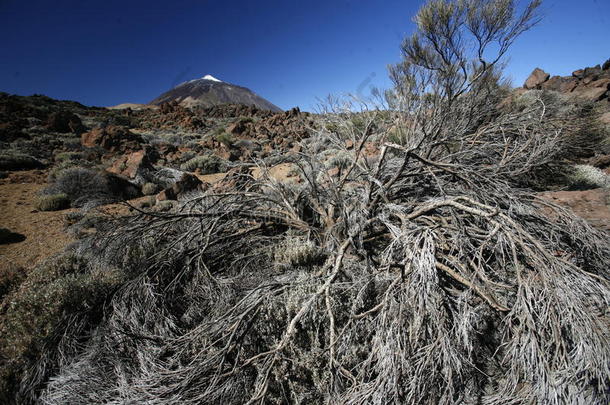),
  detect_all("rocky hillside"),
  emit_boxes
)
[149,75,282,112]
[523,58,610,106]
